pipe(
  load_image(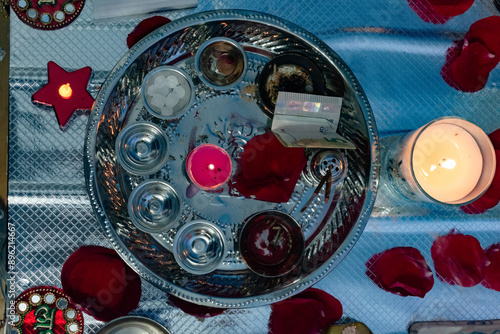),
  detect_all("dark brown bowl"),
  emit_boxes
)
[239,210,305,277]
